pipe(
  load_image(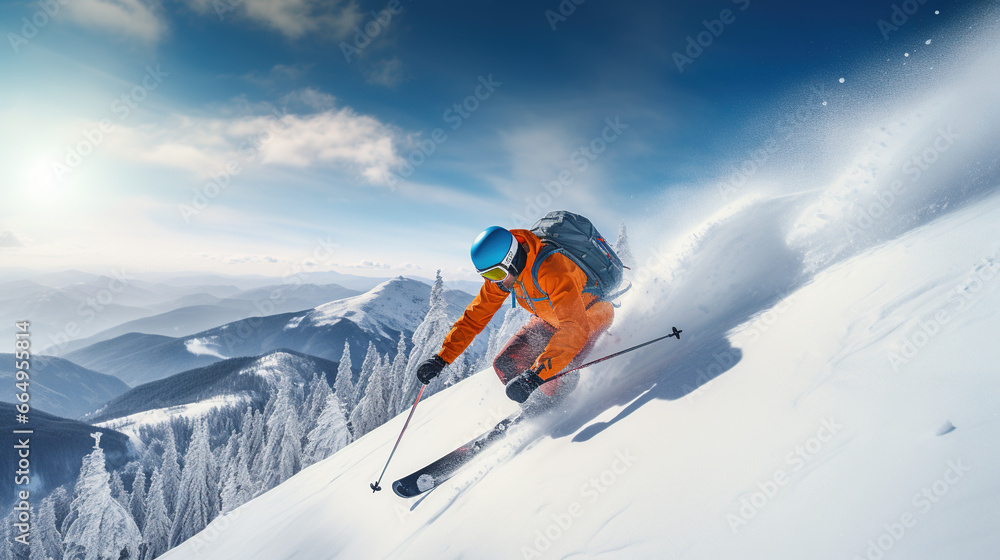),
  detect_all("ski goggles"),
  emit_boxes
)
[476,235,519,282]
[478,264,510,282]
